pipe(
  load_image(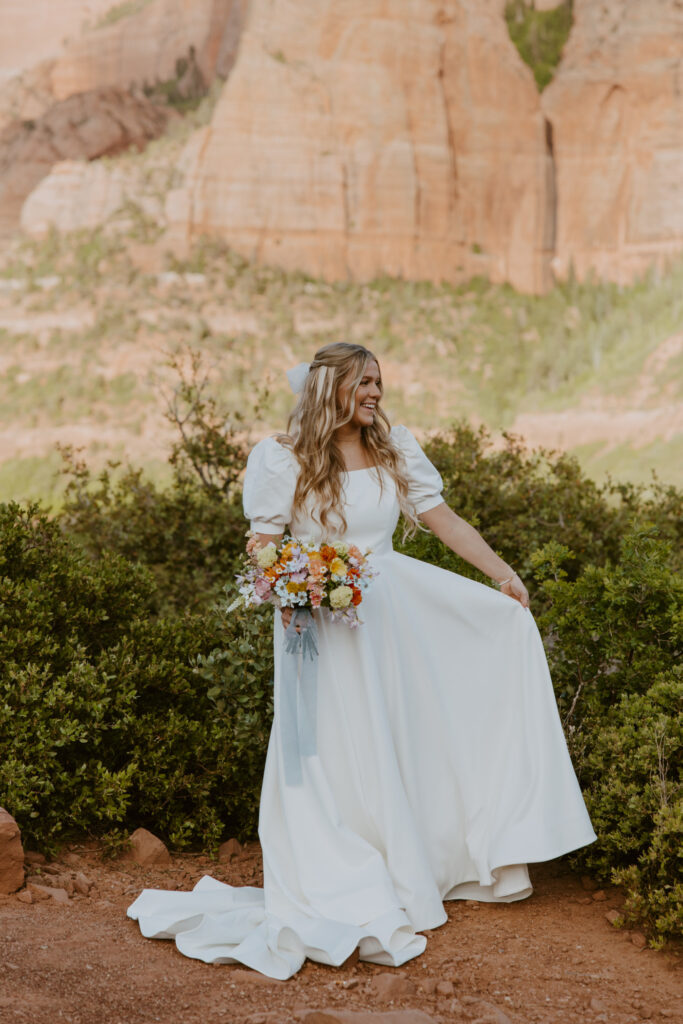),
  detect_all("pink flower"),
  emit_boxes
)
[254,578,272,599]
